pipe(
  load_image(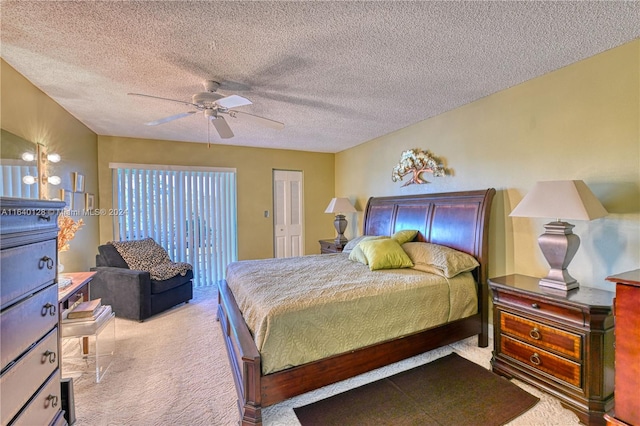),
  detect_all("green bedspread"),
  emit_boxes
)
[226,253,477,374]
